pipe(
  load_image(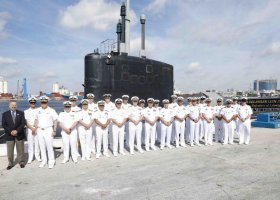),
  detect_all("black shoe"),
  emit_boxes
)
[6,166,13,170]
[20,164,25,168]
